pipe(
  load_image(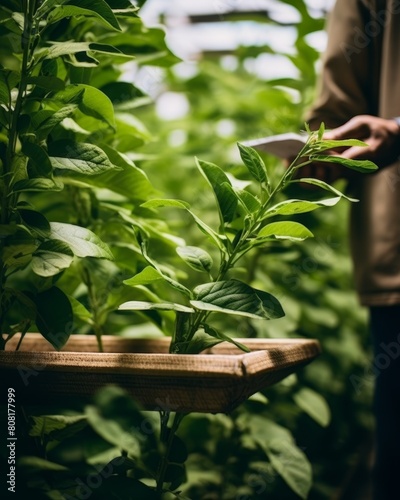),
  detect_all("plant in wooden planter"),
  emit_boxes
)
[119,129,376,355]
